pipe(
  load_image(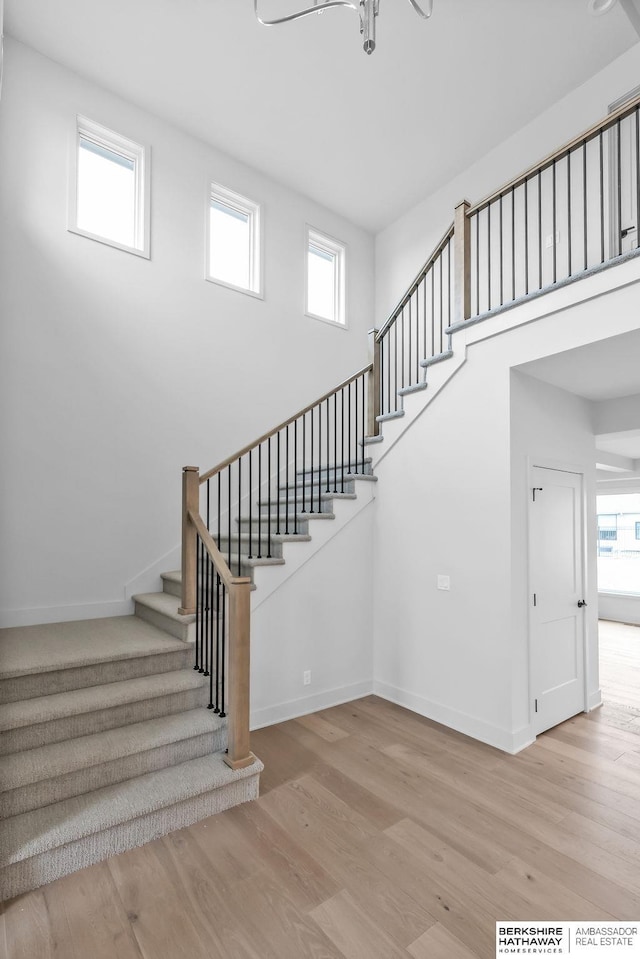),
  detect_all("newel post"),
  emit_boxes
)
[367,327,381,437]
[224,578,255,770]
[179,466,199,616]
[453,200,471,326]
